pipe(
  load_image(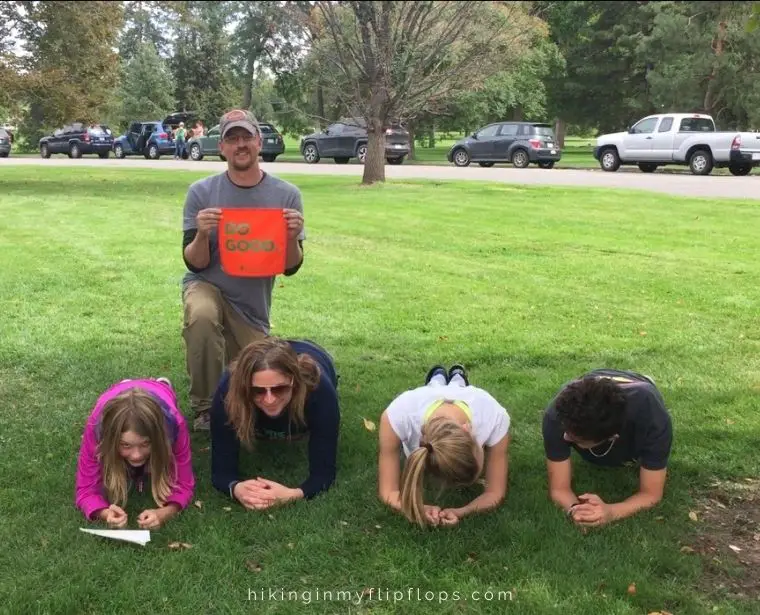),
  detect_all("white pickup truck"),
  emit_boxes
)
[593,113,760,176]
